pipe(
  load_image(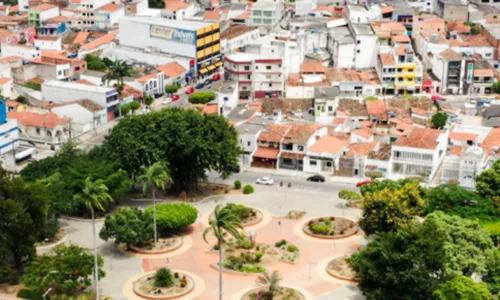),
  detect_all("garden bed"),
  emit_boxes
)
[285,210,307,220]
[209,205,263,227]
[242,287,305,300]
[133,271,194,299]
[326,257,356,282]
[35,229,66,249]
[303,217,358,239]
[274,240,300,264]
[129,236,183,254]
